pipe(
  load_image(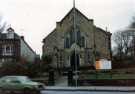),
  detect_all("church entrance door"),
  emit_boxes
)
[70,51,80,71]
